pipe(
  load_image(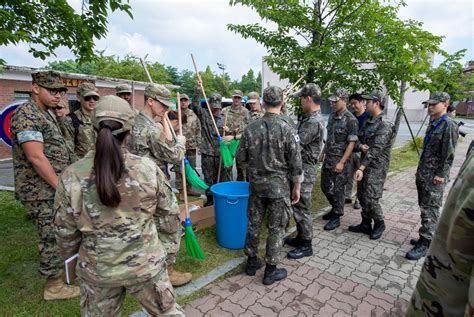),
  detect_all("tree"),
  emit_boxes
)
[228,0,448,105]
[0,1,133,64]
